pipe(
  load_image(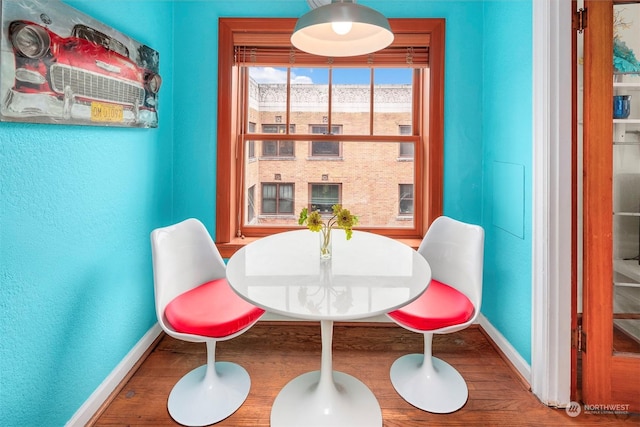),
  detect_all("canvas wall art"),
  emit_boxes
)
[0,0,161,128]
